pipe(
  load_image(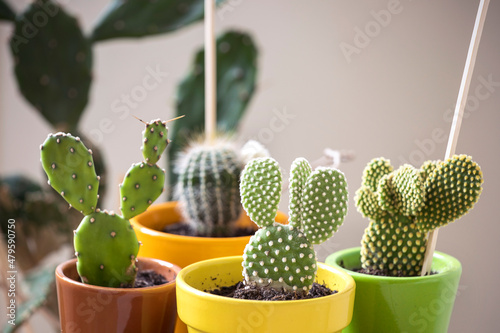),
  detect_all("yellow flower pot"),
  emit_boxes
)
[176,256,356,333]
